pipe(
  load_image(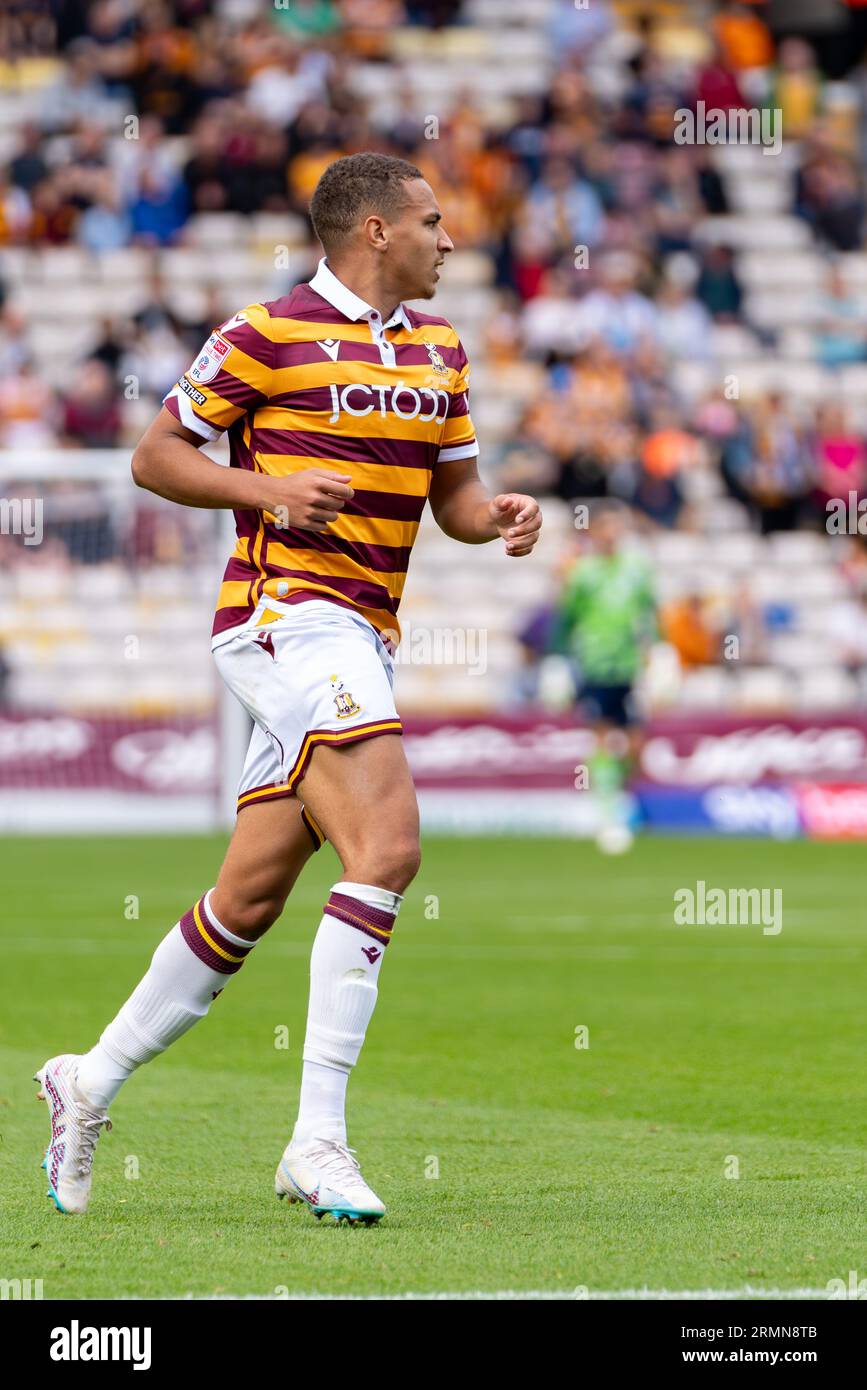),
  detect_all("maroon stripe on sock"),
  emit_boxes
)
[198,895,254,957]
[324,891,395,944]
[178,898,250,975]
